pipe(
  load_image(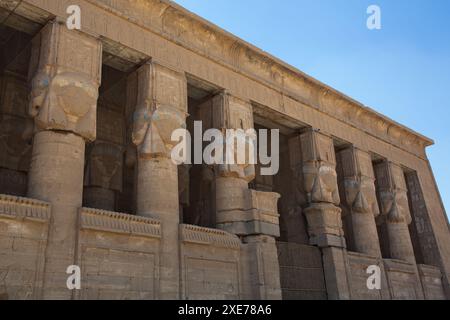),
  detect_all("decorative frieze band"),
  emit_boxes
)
[180,224,241,250]
[80,207,161,238]
[0,194,51,222]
